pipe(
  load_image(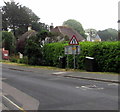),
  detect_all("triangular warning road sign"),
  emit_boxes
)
[69,35,79,45]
